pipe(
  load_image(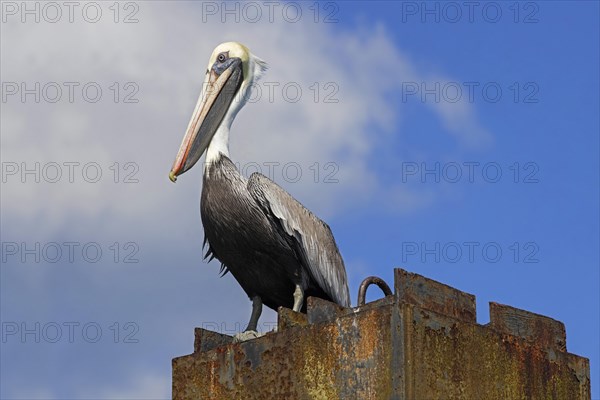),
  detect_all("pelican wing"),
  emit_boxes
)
[247,173,350,307]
